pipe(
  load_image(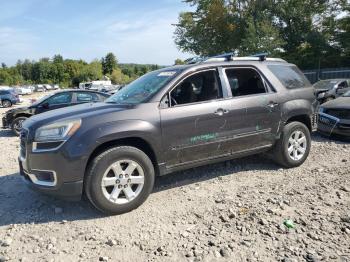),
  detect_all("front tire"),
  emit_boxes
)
[84,146,155,215]
[11,117,27,136]
[272,122,311,168]
[2,99,12,108]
